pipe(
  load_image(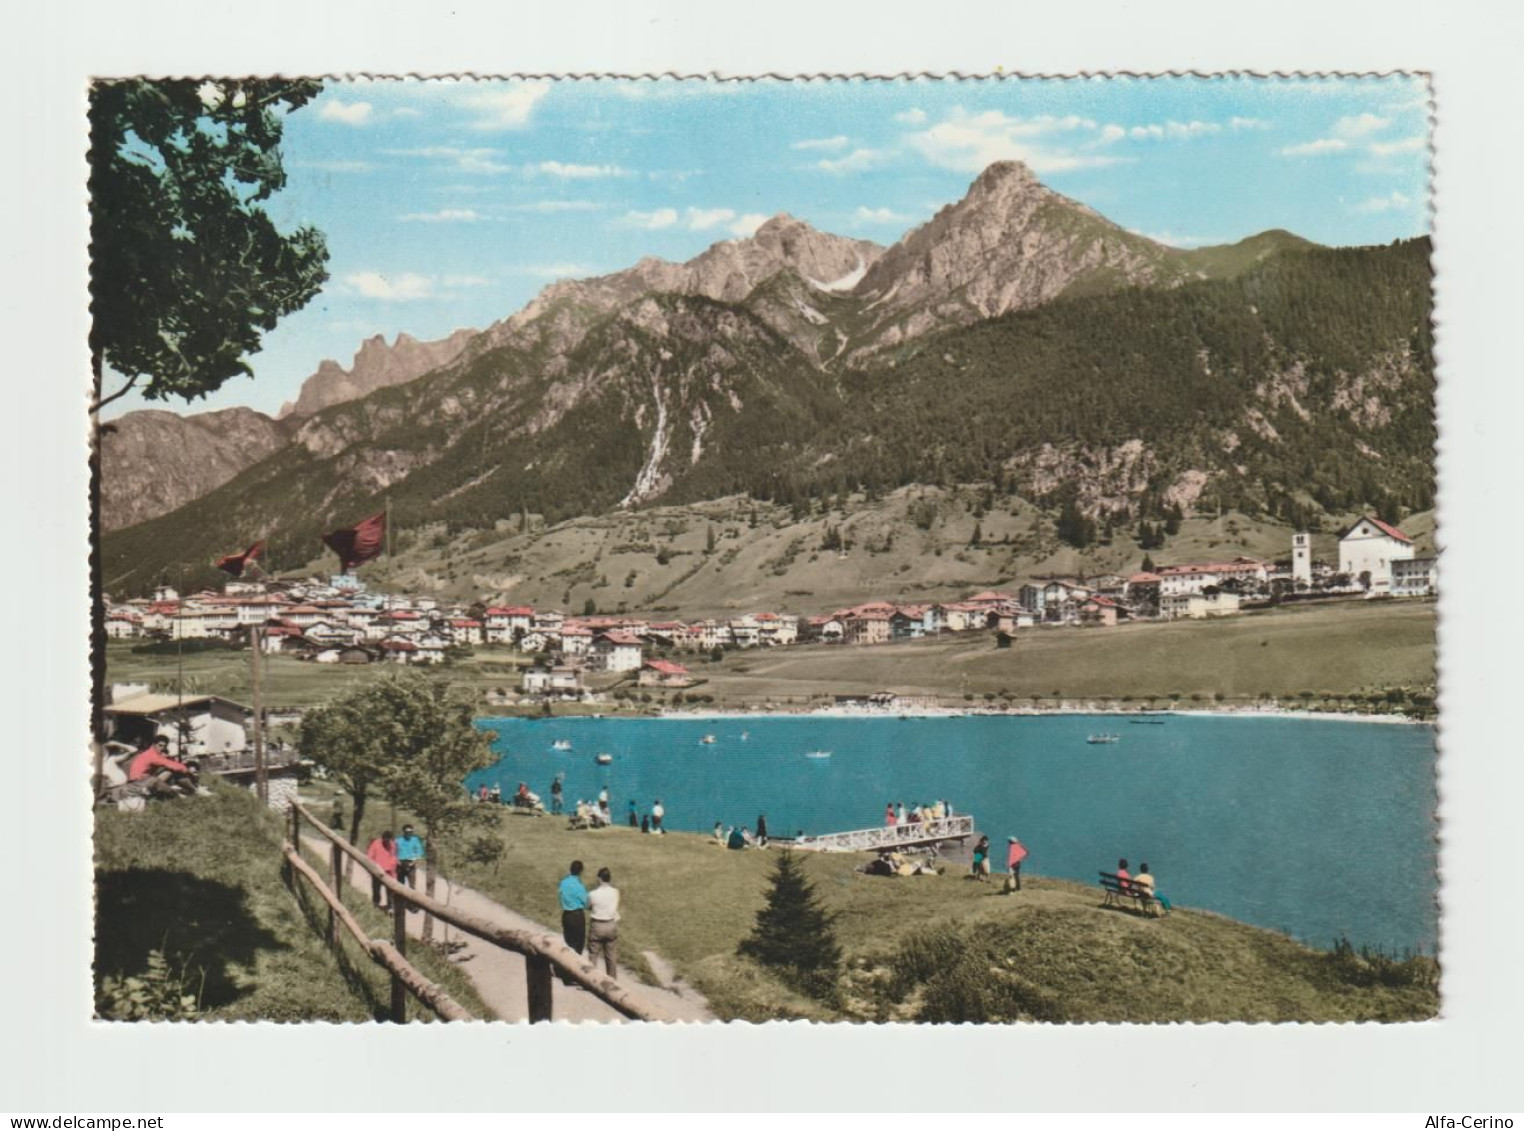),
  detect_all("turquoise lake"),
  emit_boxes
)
[466,714,1438,954]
